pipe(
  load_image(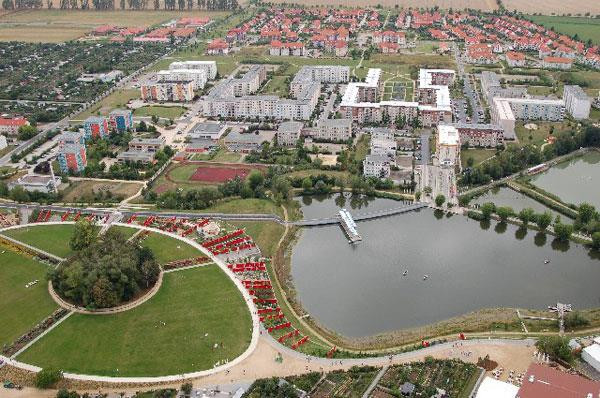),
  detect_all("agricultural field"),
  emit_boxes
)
[133,105,187,120]
[0,24,90,42]
[2,224,78,258]
[17,266,252,376]
[0,250,58,347]
[503,0,600,15]
[528,15,600,45]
